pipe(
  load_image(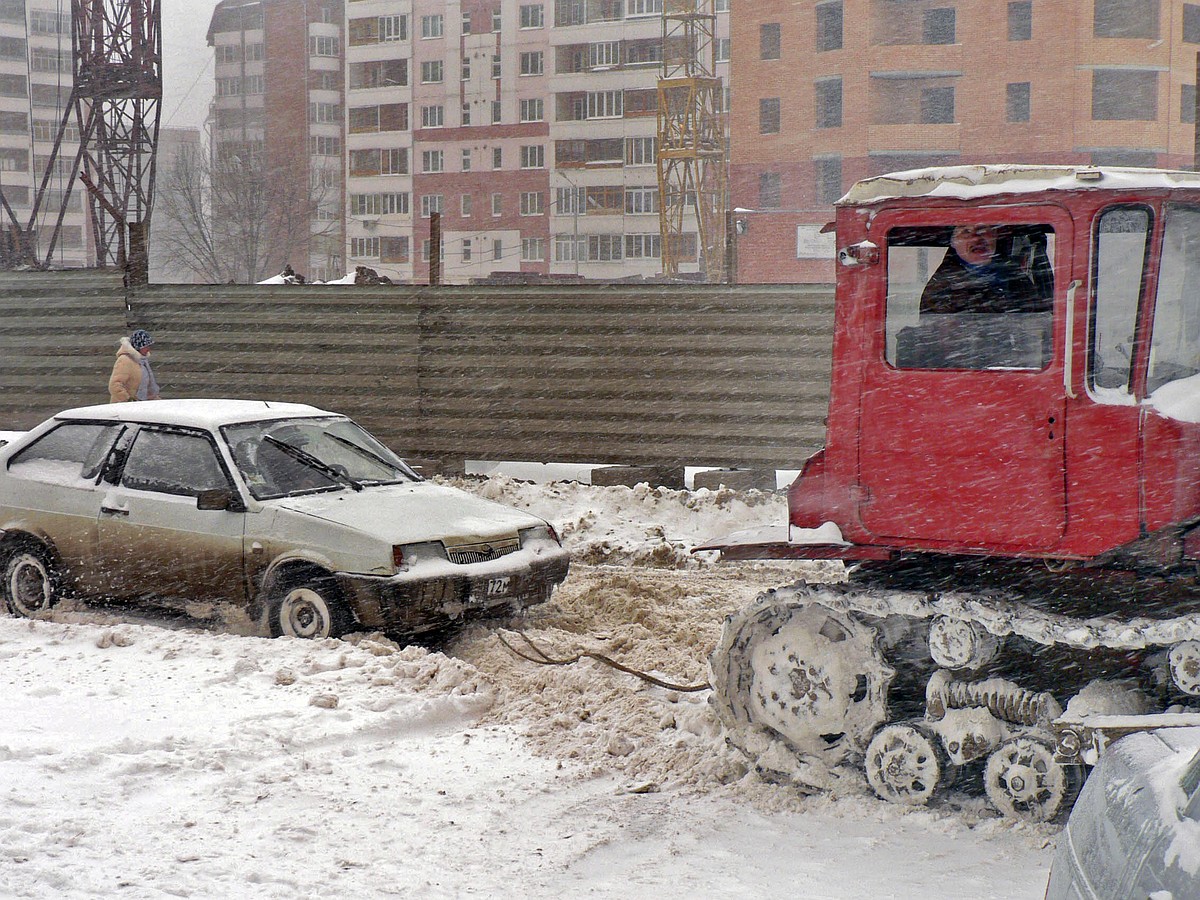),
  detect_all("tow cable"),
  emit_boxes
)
[497,630,711,693]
